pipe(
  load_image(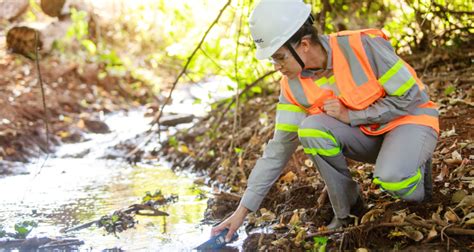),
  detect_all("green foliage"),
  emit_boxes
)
[168,136,178,148]
[312,236,328,252]
[234,147,243,154]
[444,85,456,96]
[308,0,472,53]
[142,190,165,204]
[13,220,38,239]
[67,9,89,41]
[51,0,470,104]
